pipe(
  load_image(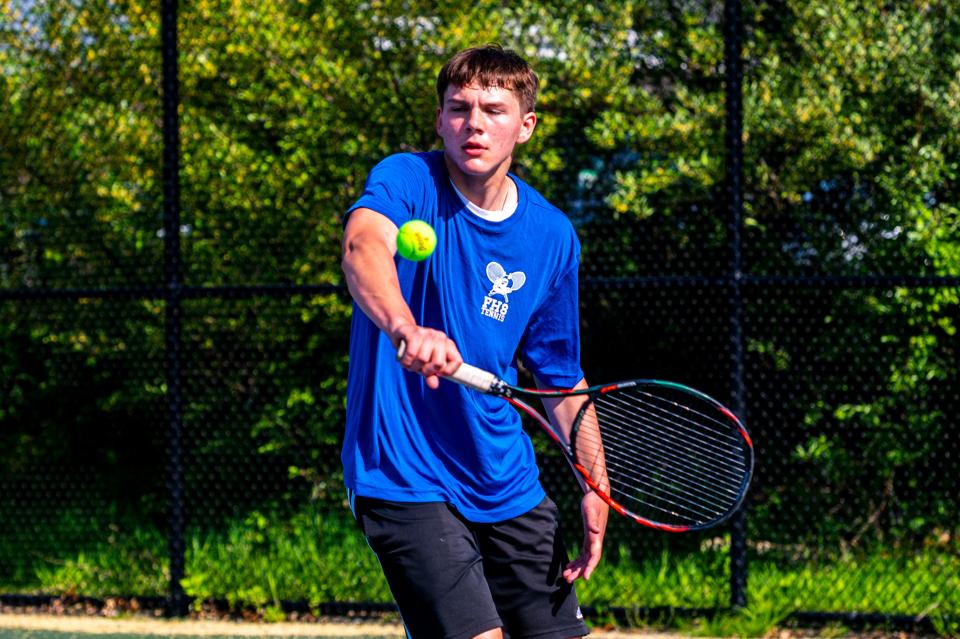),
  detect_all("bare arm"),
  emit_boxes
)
[341,208,461,388]
[539,377,610,583]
